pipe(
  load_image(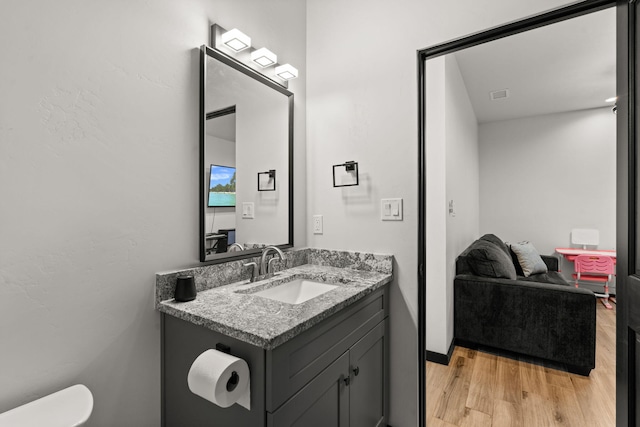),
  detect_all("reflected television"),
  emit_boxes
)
[208,164,236,207]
